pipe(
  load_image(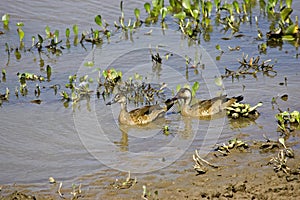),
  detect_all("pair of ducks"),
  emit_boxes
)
[106,88,243,126]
